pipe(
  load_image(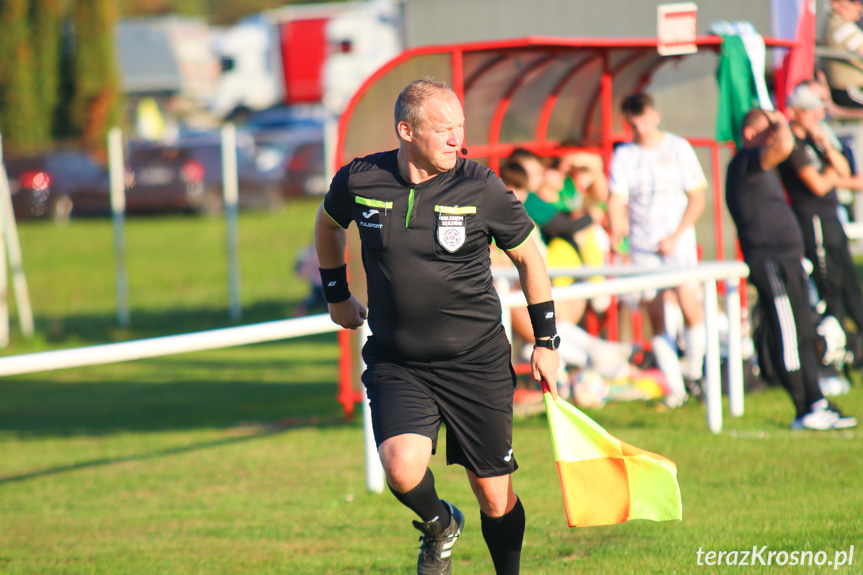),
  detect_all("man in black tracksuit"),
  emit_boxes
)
[726,107,856,430]
[777,83,863,335]
[315,79,560,575]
